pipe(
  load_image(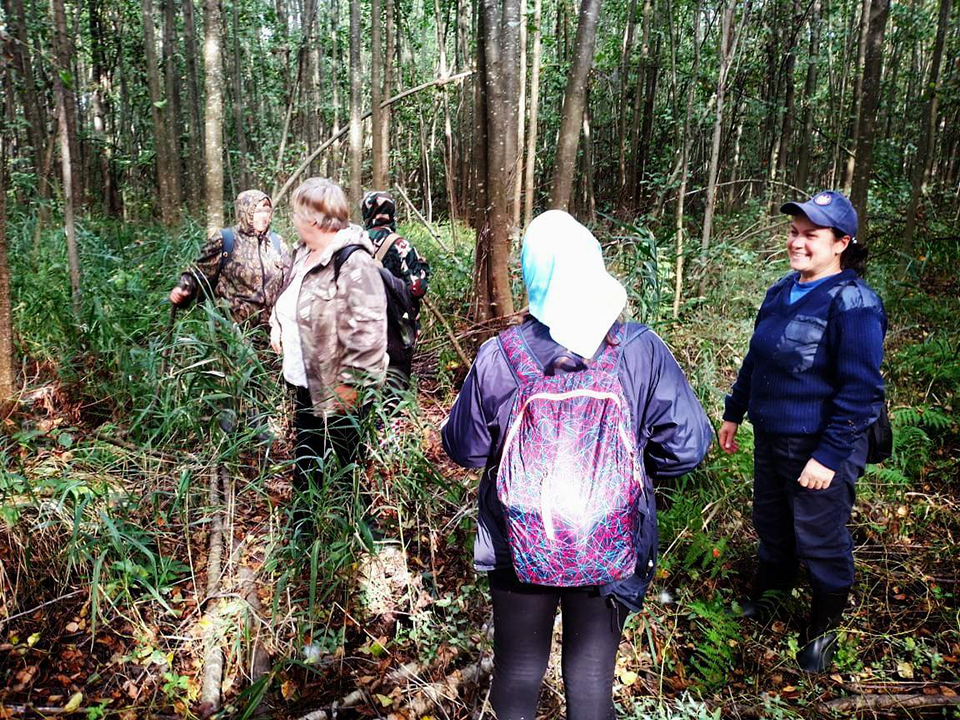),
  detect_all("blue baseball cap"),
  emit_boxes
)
[781,191,859,242]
